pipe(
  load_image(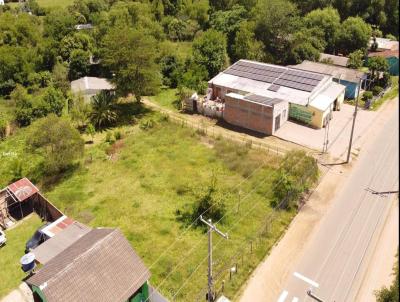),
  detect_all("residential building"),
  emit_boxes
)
[26,228,152,302]
[70,76,115,102]
[368,37,399,75]
[291,60,367,99]
[208,60,346,129]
